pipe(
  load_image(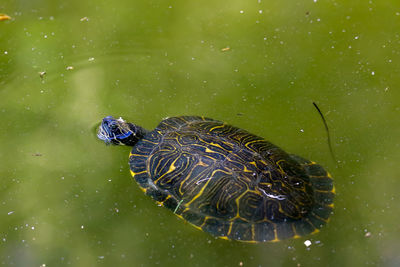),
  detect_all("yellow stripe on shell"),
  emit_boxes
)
[208,124,226,131]
[271,227,280,242]
[185,169,226,206]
